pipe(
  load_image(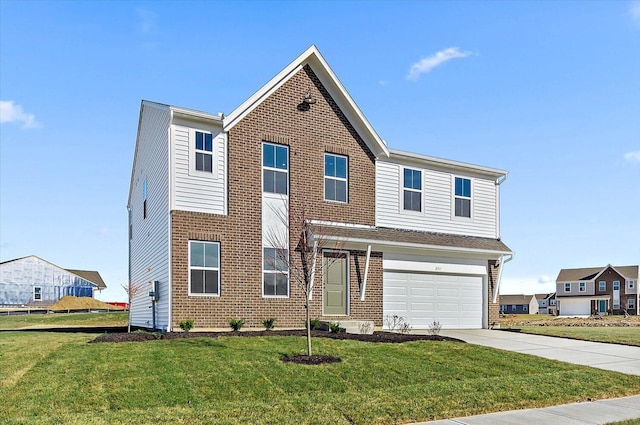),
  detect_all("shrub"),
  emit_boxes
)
[262,318,276,330]
[359,321,373,334]
[329,321,343,333]
[384,315,412,334]
[427,320,441,336]
[229,318,244,331]
[307,318,321,330]
[179,319,194,333]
